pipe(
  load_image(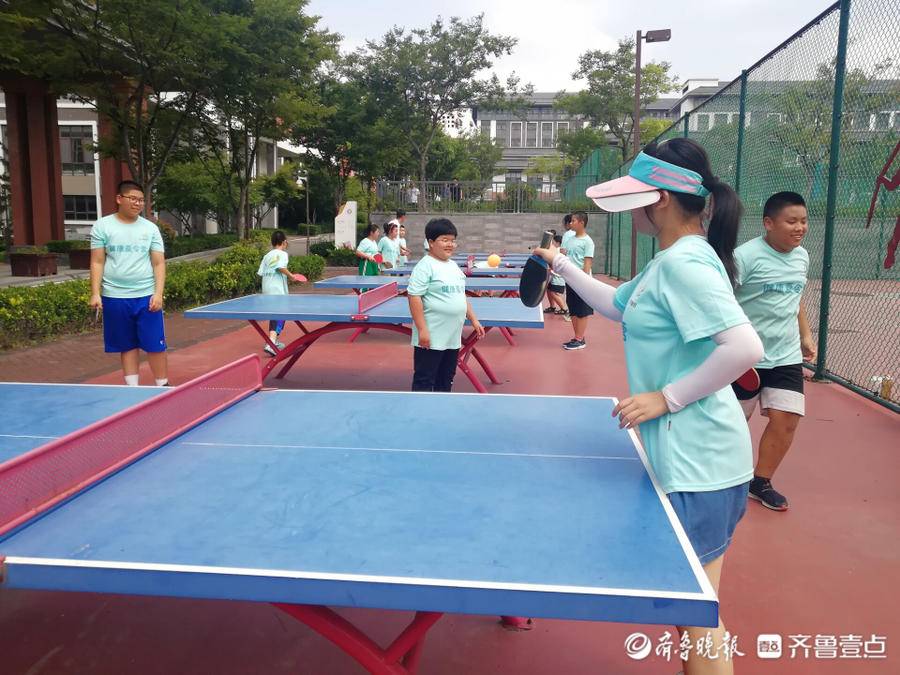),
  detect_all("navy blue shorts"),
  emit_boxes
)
[102,296,167,353]
[668,482,749,564]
